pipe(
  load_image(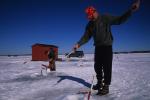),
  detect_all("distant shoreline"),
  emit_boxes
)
[113,50,150,54]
